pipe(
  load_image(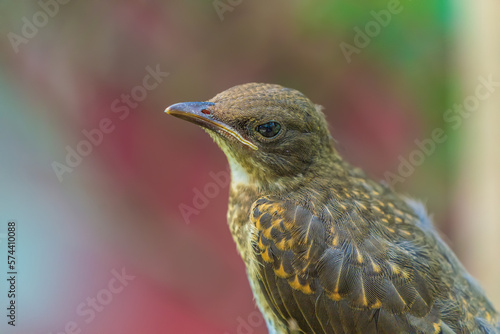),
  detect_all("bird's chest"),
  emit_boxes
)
[227,184,261,266]
[227,185,289,334]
